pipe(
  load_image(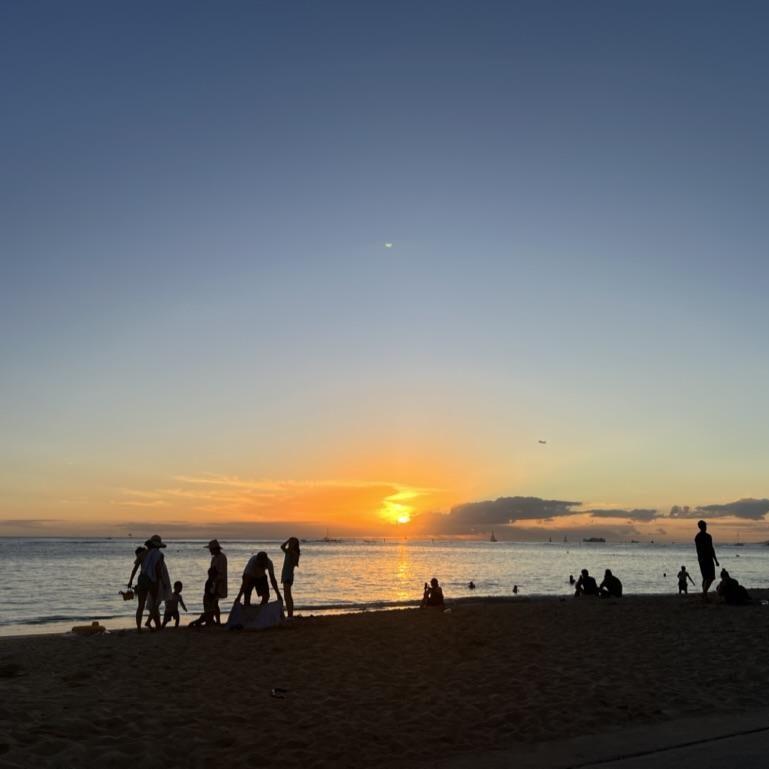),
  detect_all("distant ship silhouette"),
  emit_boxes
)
[489,529,497,542]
